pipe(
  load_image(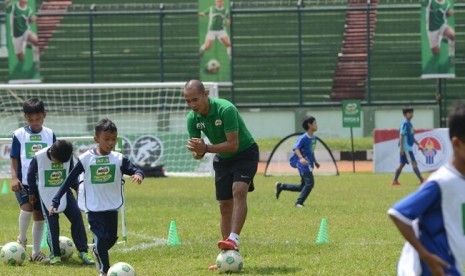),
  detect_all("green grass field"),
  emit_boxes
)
[0,172,424,275]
